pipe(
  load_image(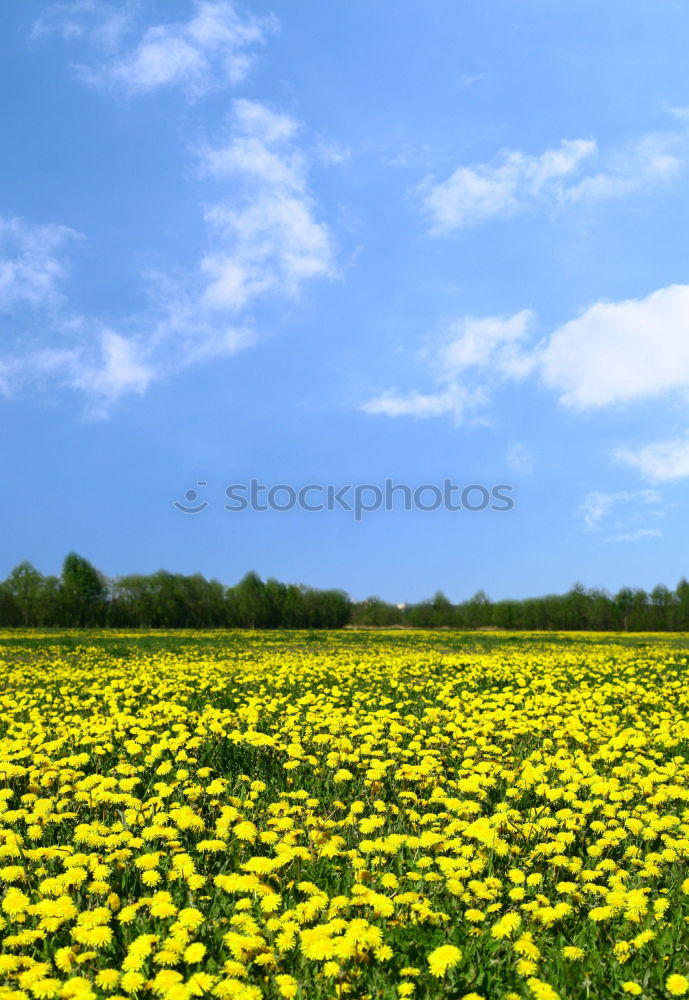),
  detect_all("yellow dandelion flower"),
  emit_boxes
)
[275,976,298,999]
[95,972,121,992]
[561,946,584,961]
[527,978,560,1000]
[427,945,462,978]
[183,943,206,964]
